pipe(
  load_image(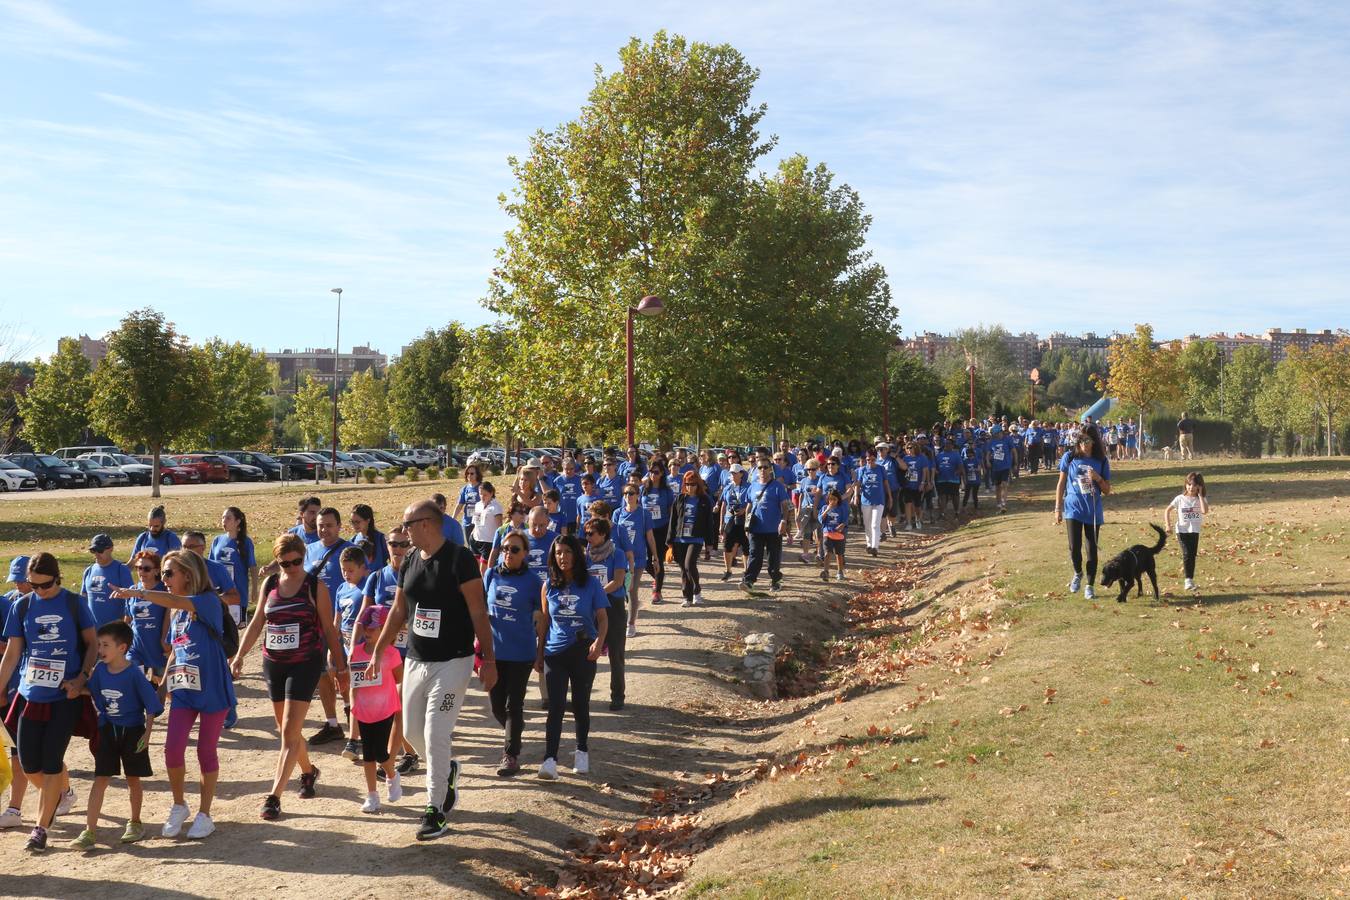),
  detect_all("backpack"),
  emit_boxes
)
[197,595,241,659]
